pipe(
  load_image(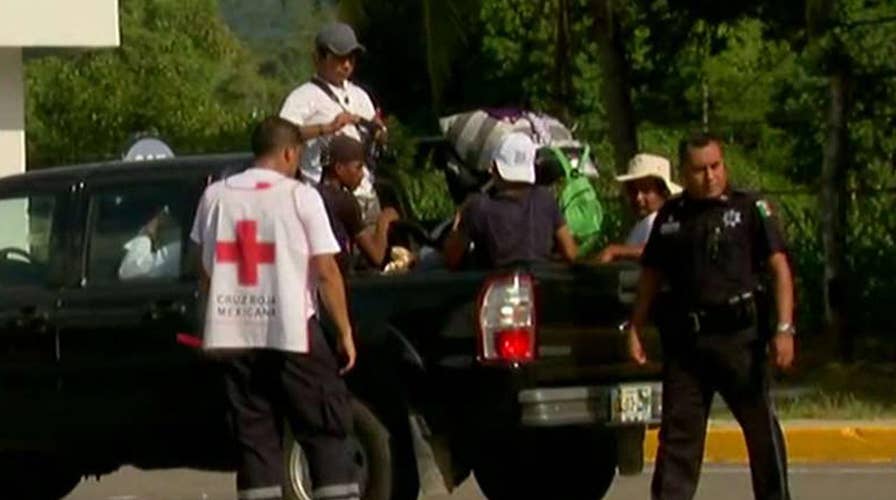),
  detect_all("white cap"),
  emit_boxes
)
[491,132,537,184]
[615,153,682,195]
